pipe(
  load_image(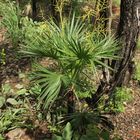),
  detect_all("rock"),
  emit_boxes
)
[15,84,24,89]
[5,128,34,140]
